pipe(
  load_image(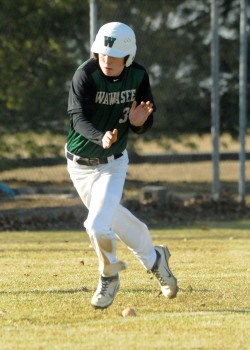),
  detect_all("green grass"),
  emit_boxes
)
[0,224,250,350]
